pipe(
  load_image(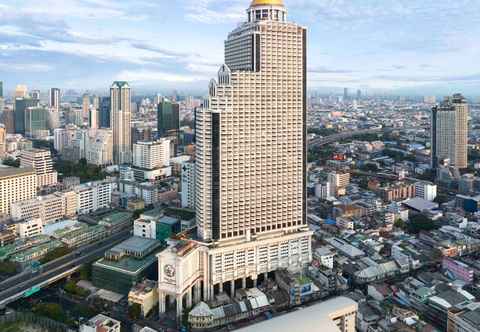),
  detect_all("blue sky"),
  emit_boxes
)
[1,0,480,96]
